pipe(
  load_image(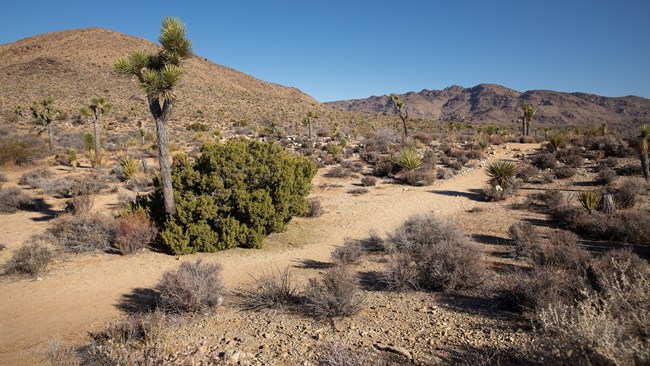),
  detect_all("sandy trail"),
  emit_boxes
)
[0,145,522,365]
